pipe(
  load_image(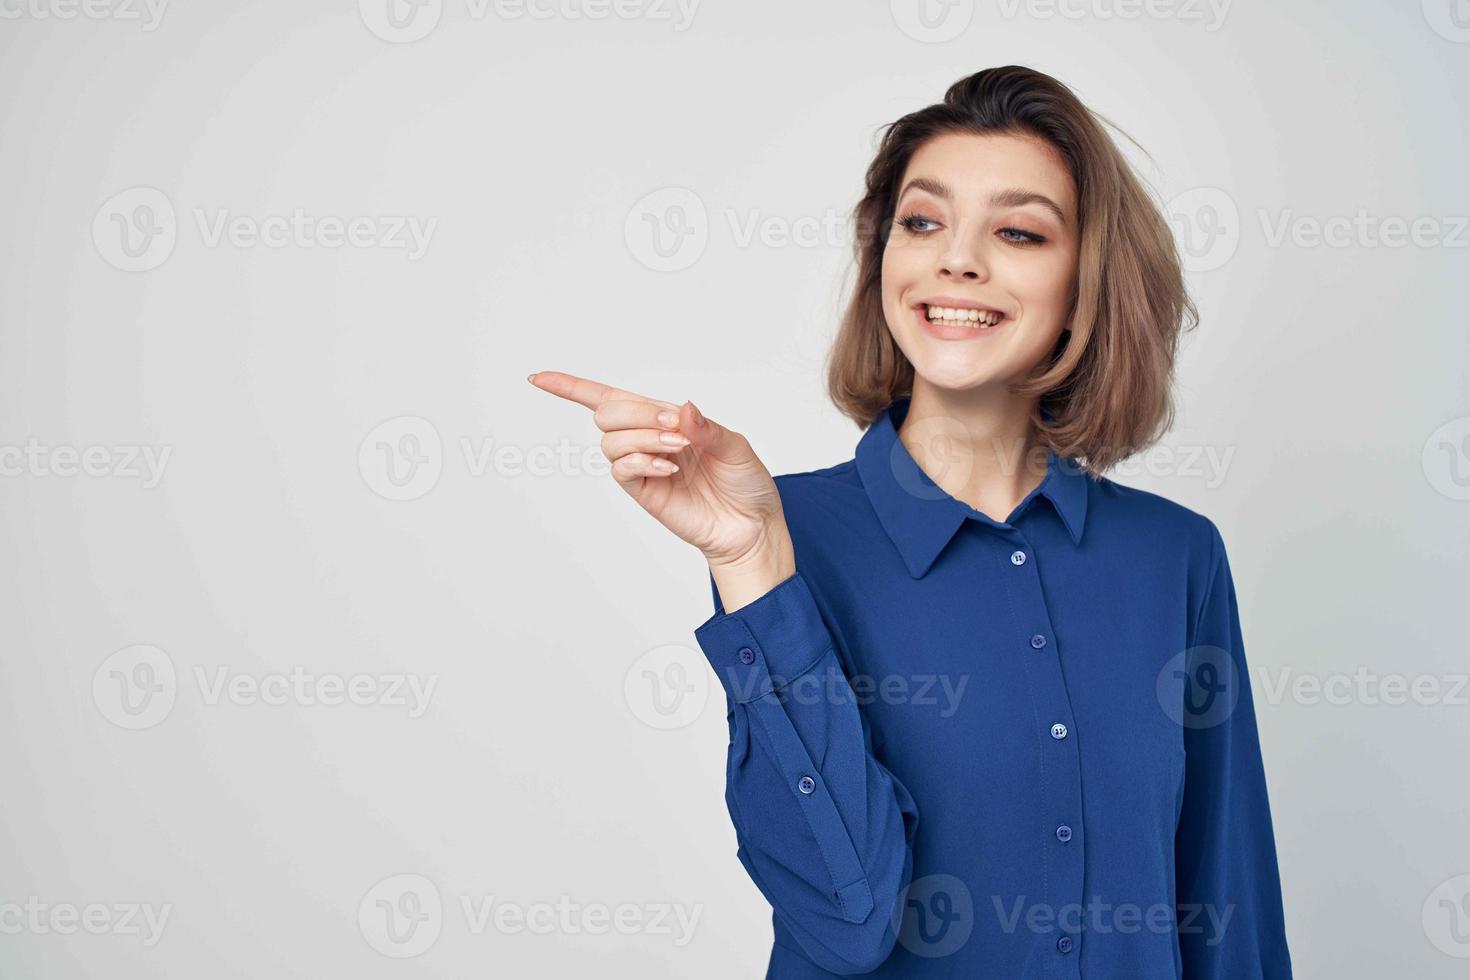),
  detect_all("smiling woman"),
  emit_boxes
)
[830,66,1197,478]
[530,64,1290,979]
